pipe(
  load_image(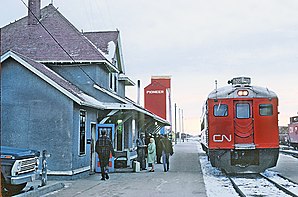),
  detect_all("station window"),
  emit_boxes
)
[109,73,118,92]
[236,103,250,119]
[259,104,273,116]
[79,110,86,156]
[214,104,228,117]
